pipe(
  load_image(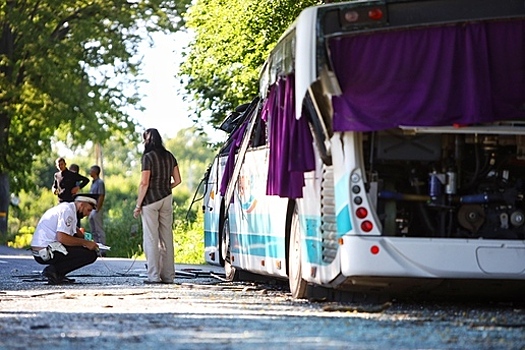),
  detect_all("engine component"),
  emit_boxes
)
[510,211,525,227]
[457,205,485,233]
